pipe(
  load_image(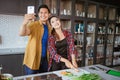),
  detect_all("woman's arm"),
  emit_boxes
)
[67,32,78,68]
[71,54,78,68]
[48,36,61,62]
[60,56,79,72]
[67,32,77,56]
[60,57,73,68]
